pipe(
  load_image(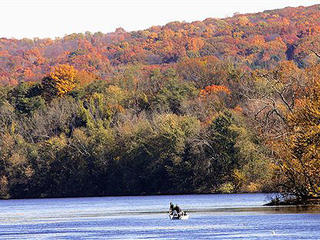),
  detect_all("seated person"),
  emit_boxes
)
[174,205,181,213]
[169,202,174,212]
[169,202,183,215]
